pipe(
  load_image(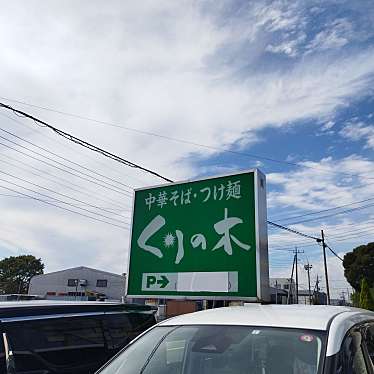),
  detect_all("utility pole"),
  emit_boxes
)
[314,275,320,305]
[295,249,299,304]
[275,280,278,304]
[287,255,296,304]
[321,230,331,305]
[289,248,304,304]
[341,291,346,306]
[304,263,313,305]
